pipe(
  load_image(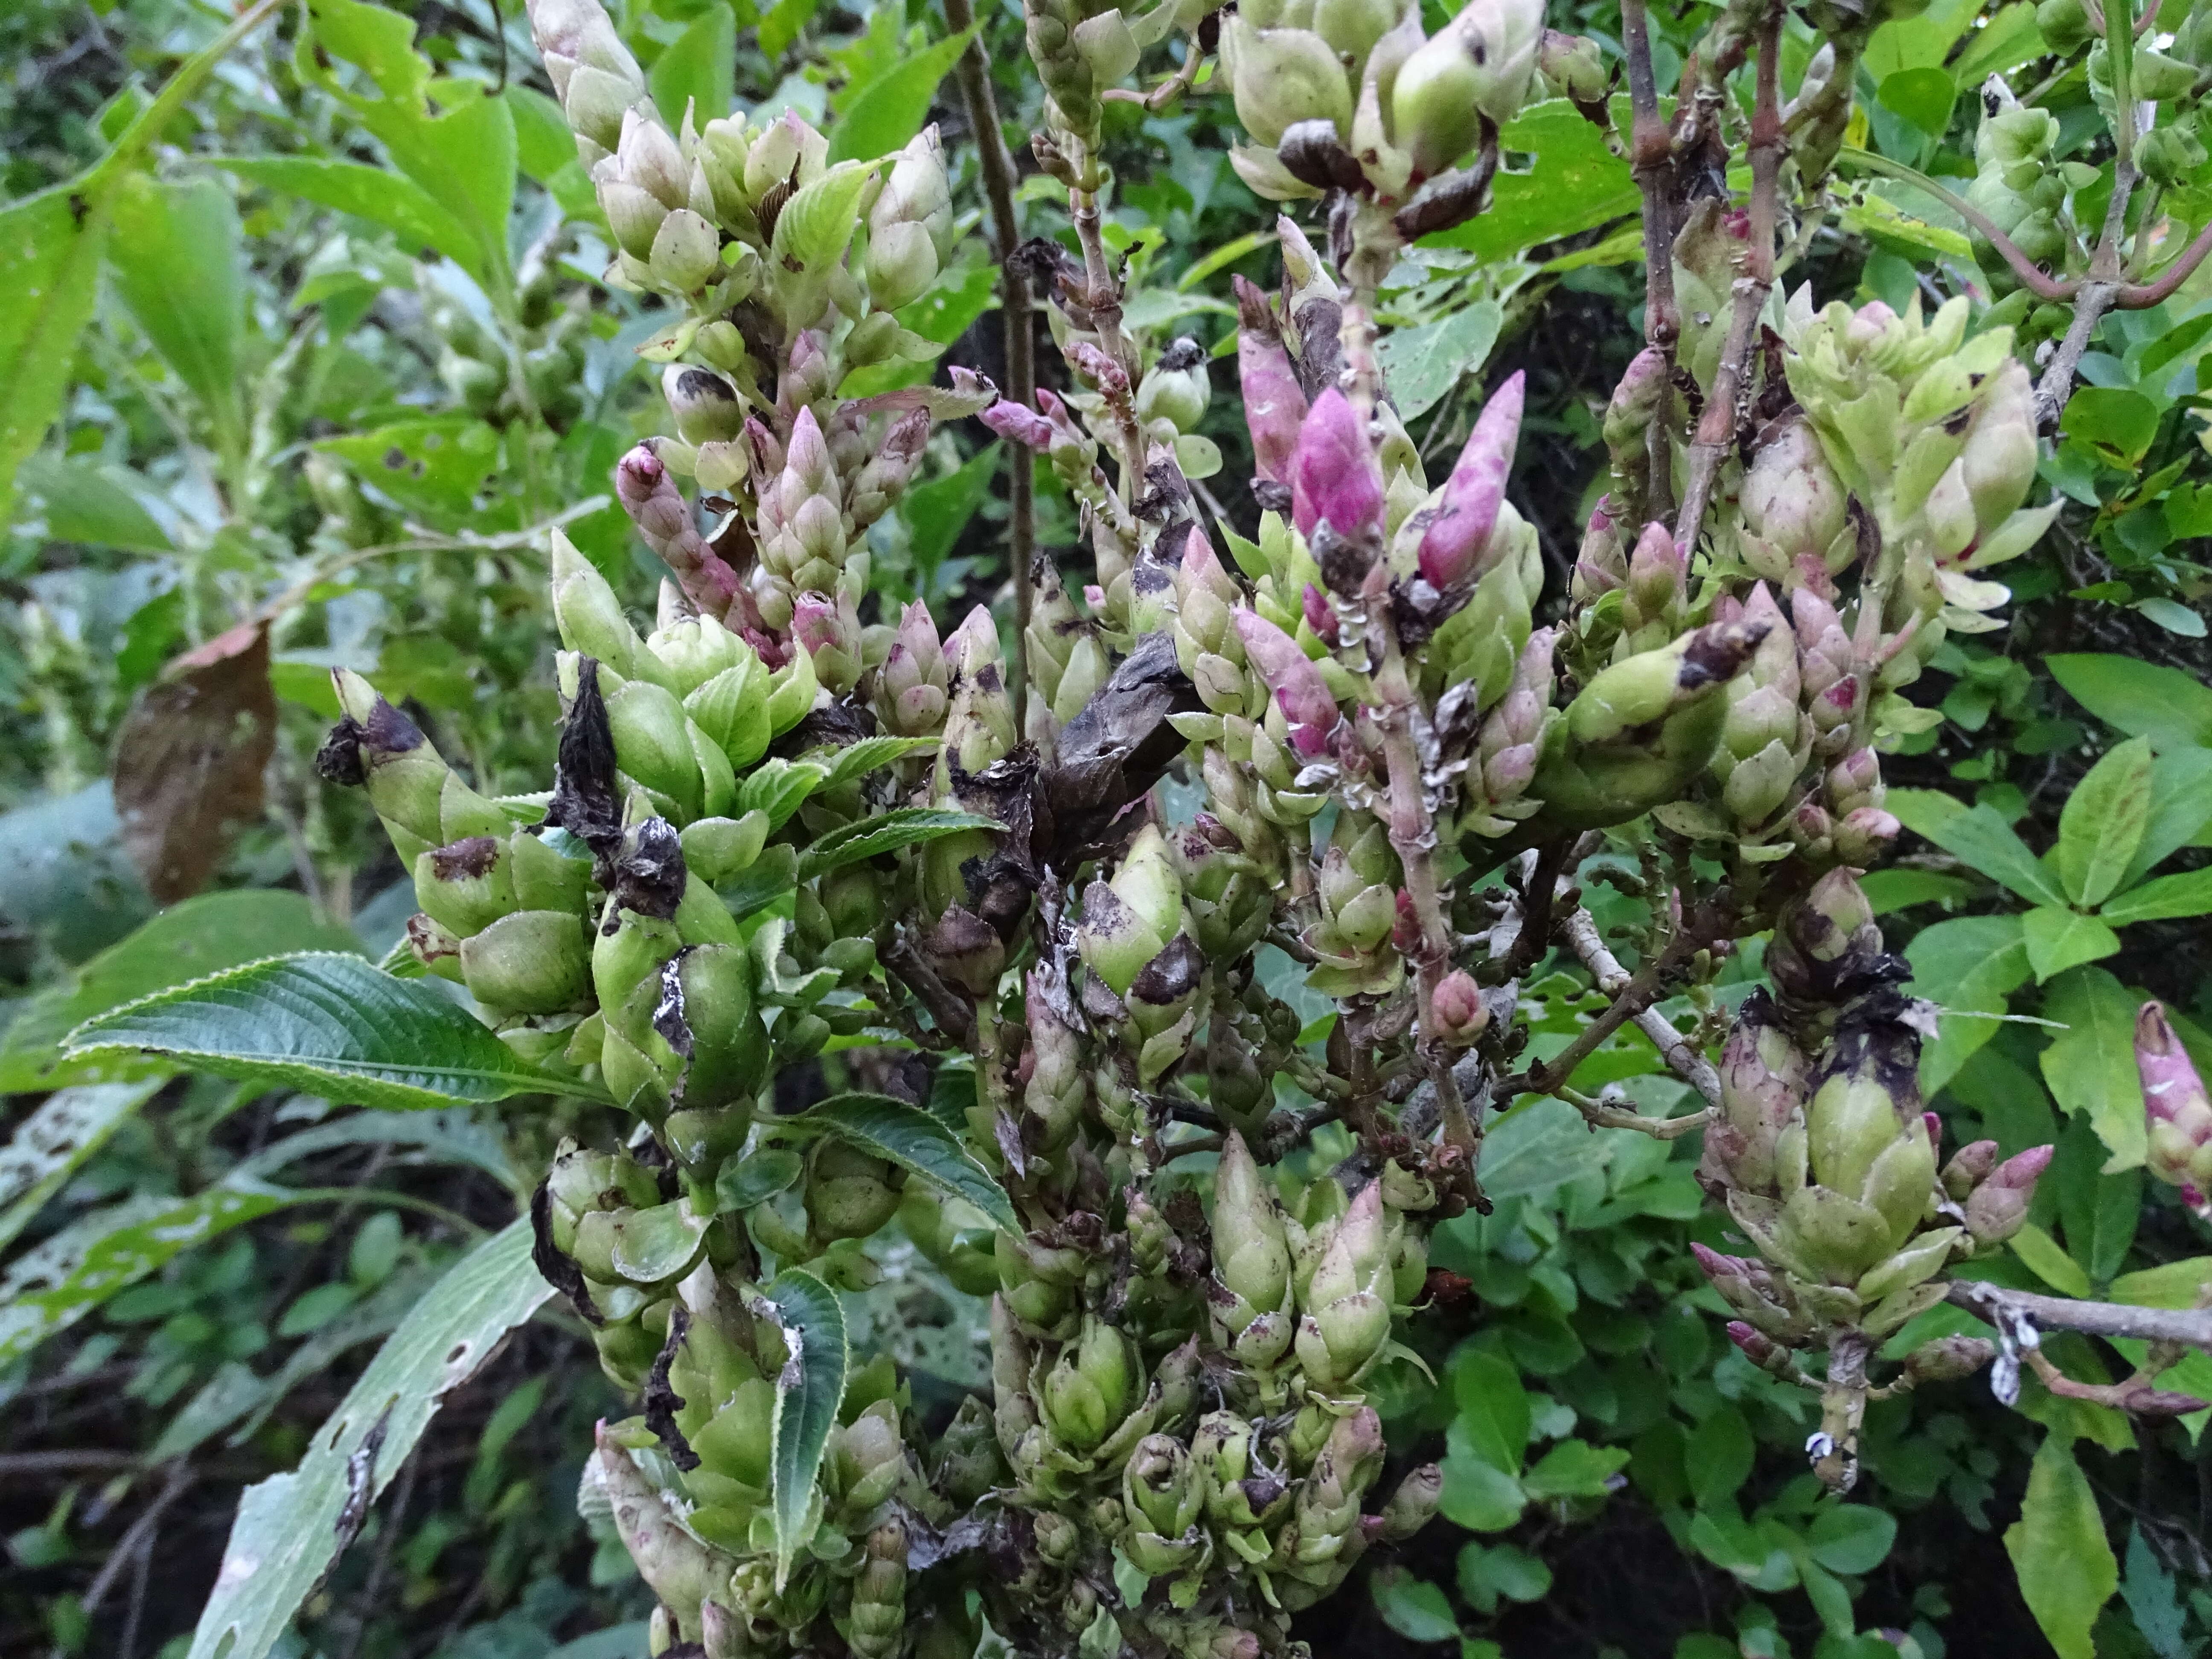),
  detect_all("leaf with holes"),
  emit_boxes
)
[66,952,602,1110]
[787,1092,1017,1231]
[795,808,1002,883]
[762,1267,848,1586]
[186,1217,553,1659]
[317,416,508,526]
[0,1080,168,1252]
